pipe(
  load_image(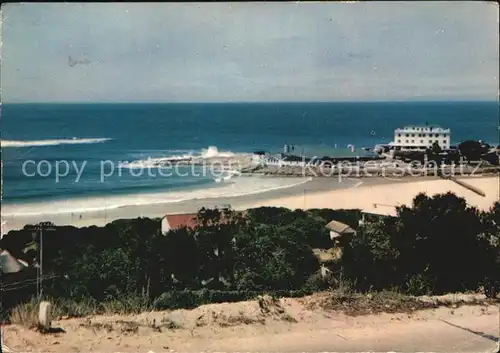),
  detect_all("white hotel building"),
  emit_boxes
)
[389,125,451,151]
